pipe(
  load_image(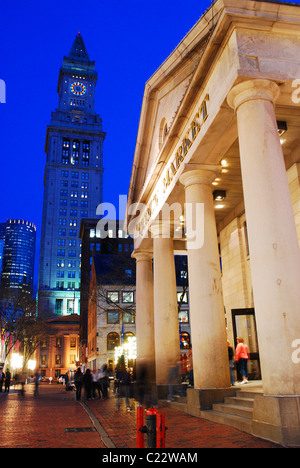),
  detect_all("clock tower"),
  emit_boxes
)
[38,33,105,318]
[57,33,97,114]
